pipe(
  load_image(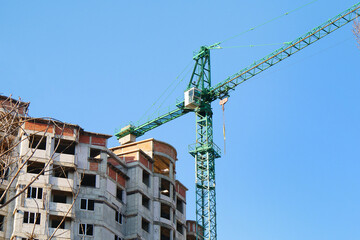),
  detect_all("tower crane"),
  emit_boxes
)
[116,2,360,240]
